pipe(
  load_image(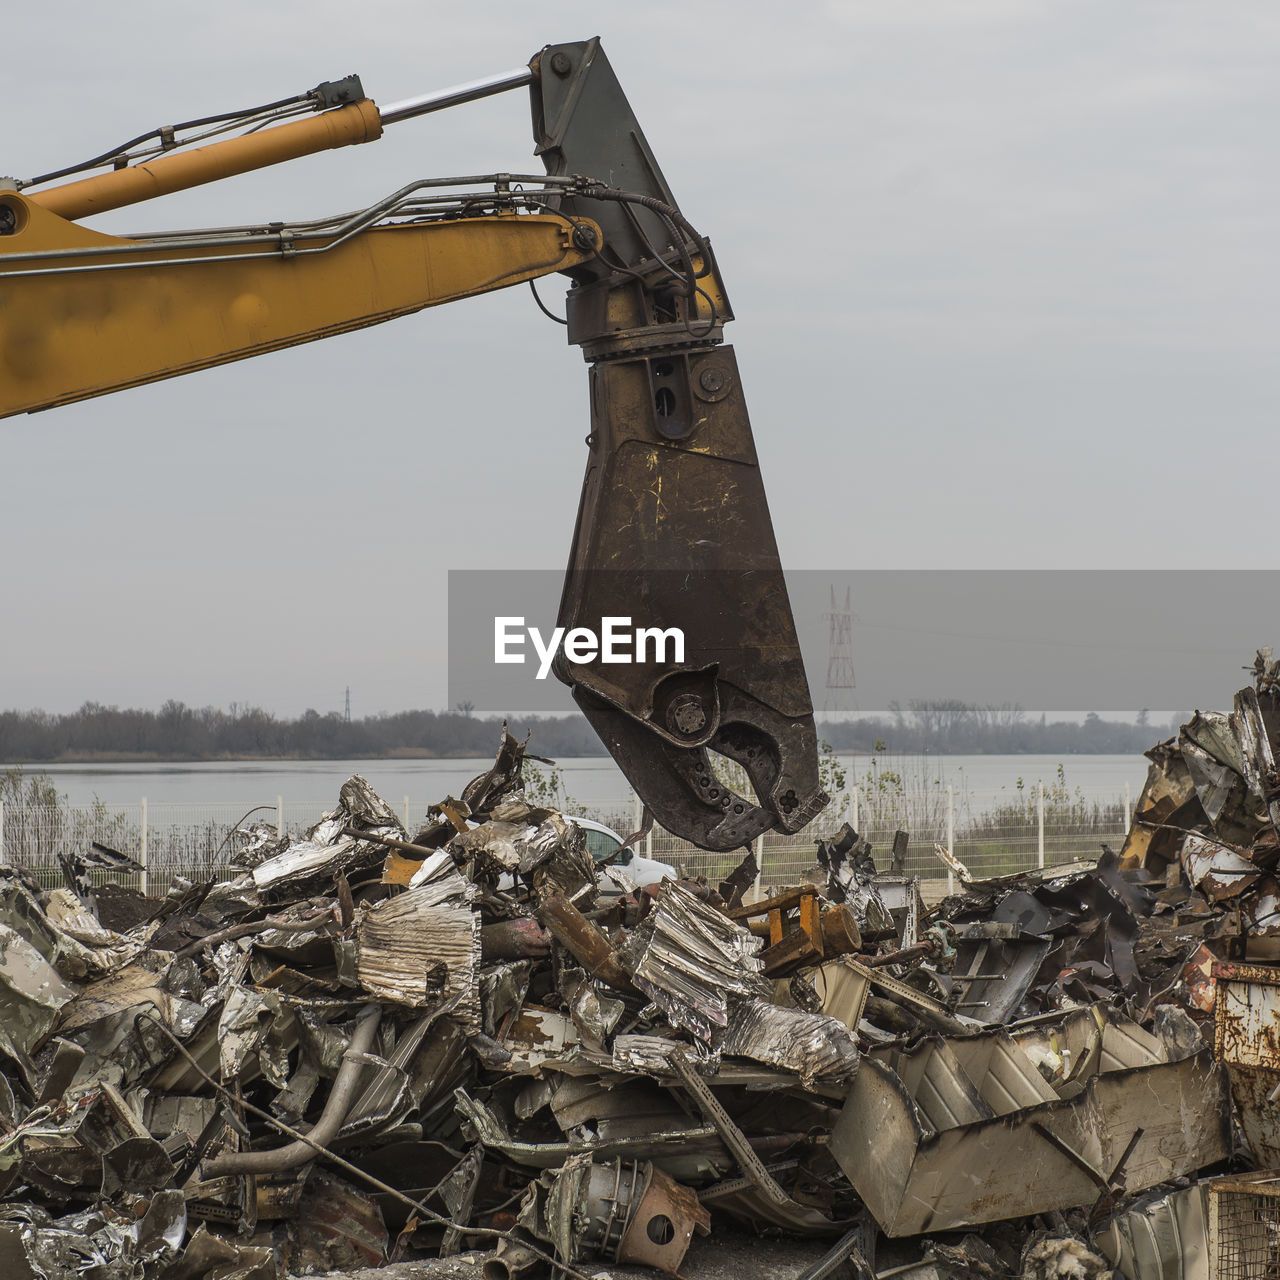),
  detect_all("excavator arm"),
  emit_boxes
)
[0,39,828,850]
